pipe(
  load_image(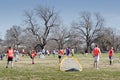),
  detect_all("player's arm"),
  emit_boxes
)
[99,48,101,56]
[113,50,115,56]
